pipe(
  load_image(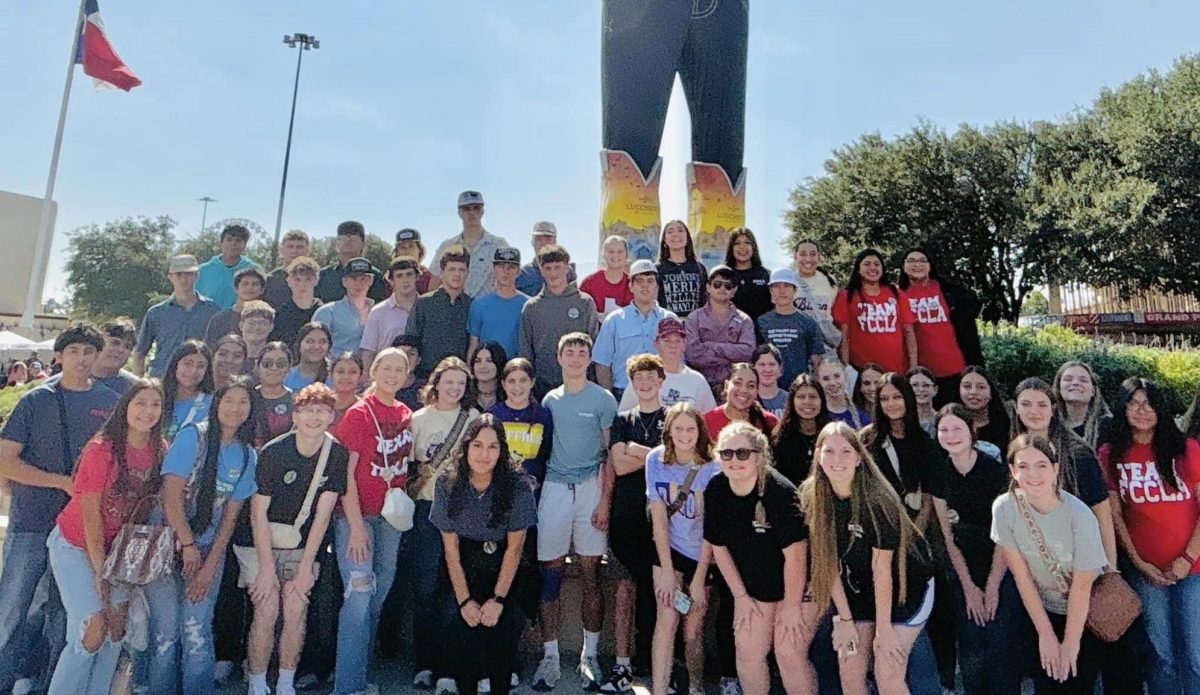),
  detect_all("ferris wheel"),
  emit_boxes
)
[203,217,267,240]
